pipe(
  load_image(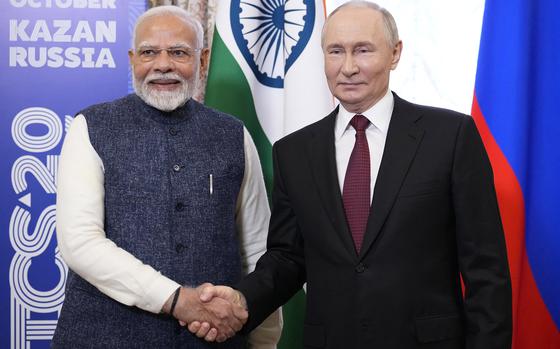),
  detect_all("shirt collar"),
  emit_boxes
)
[334,89,394,140]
